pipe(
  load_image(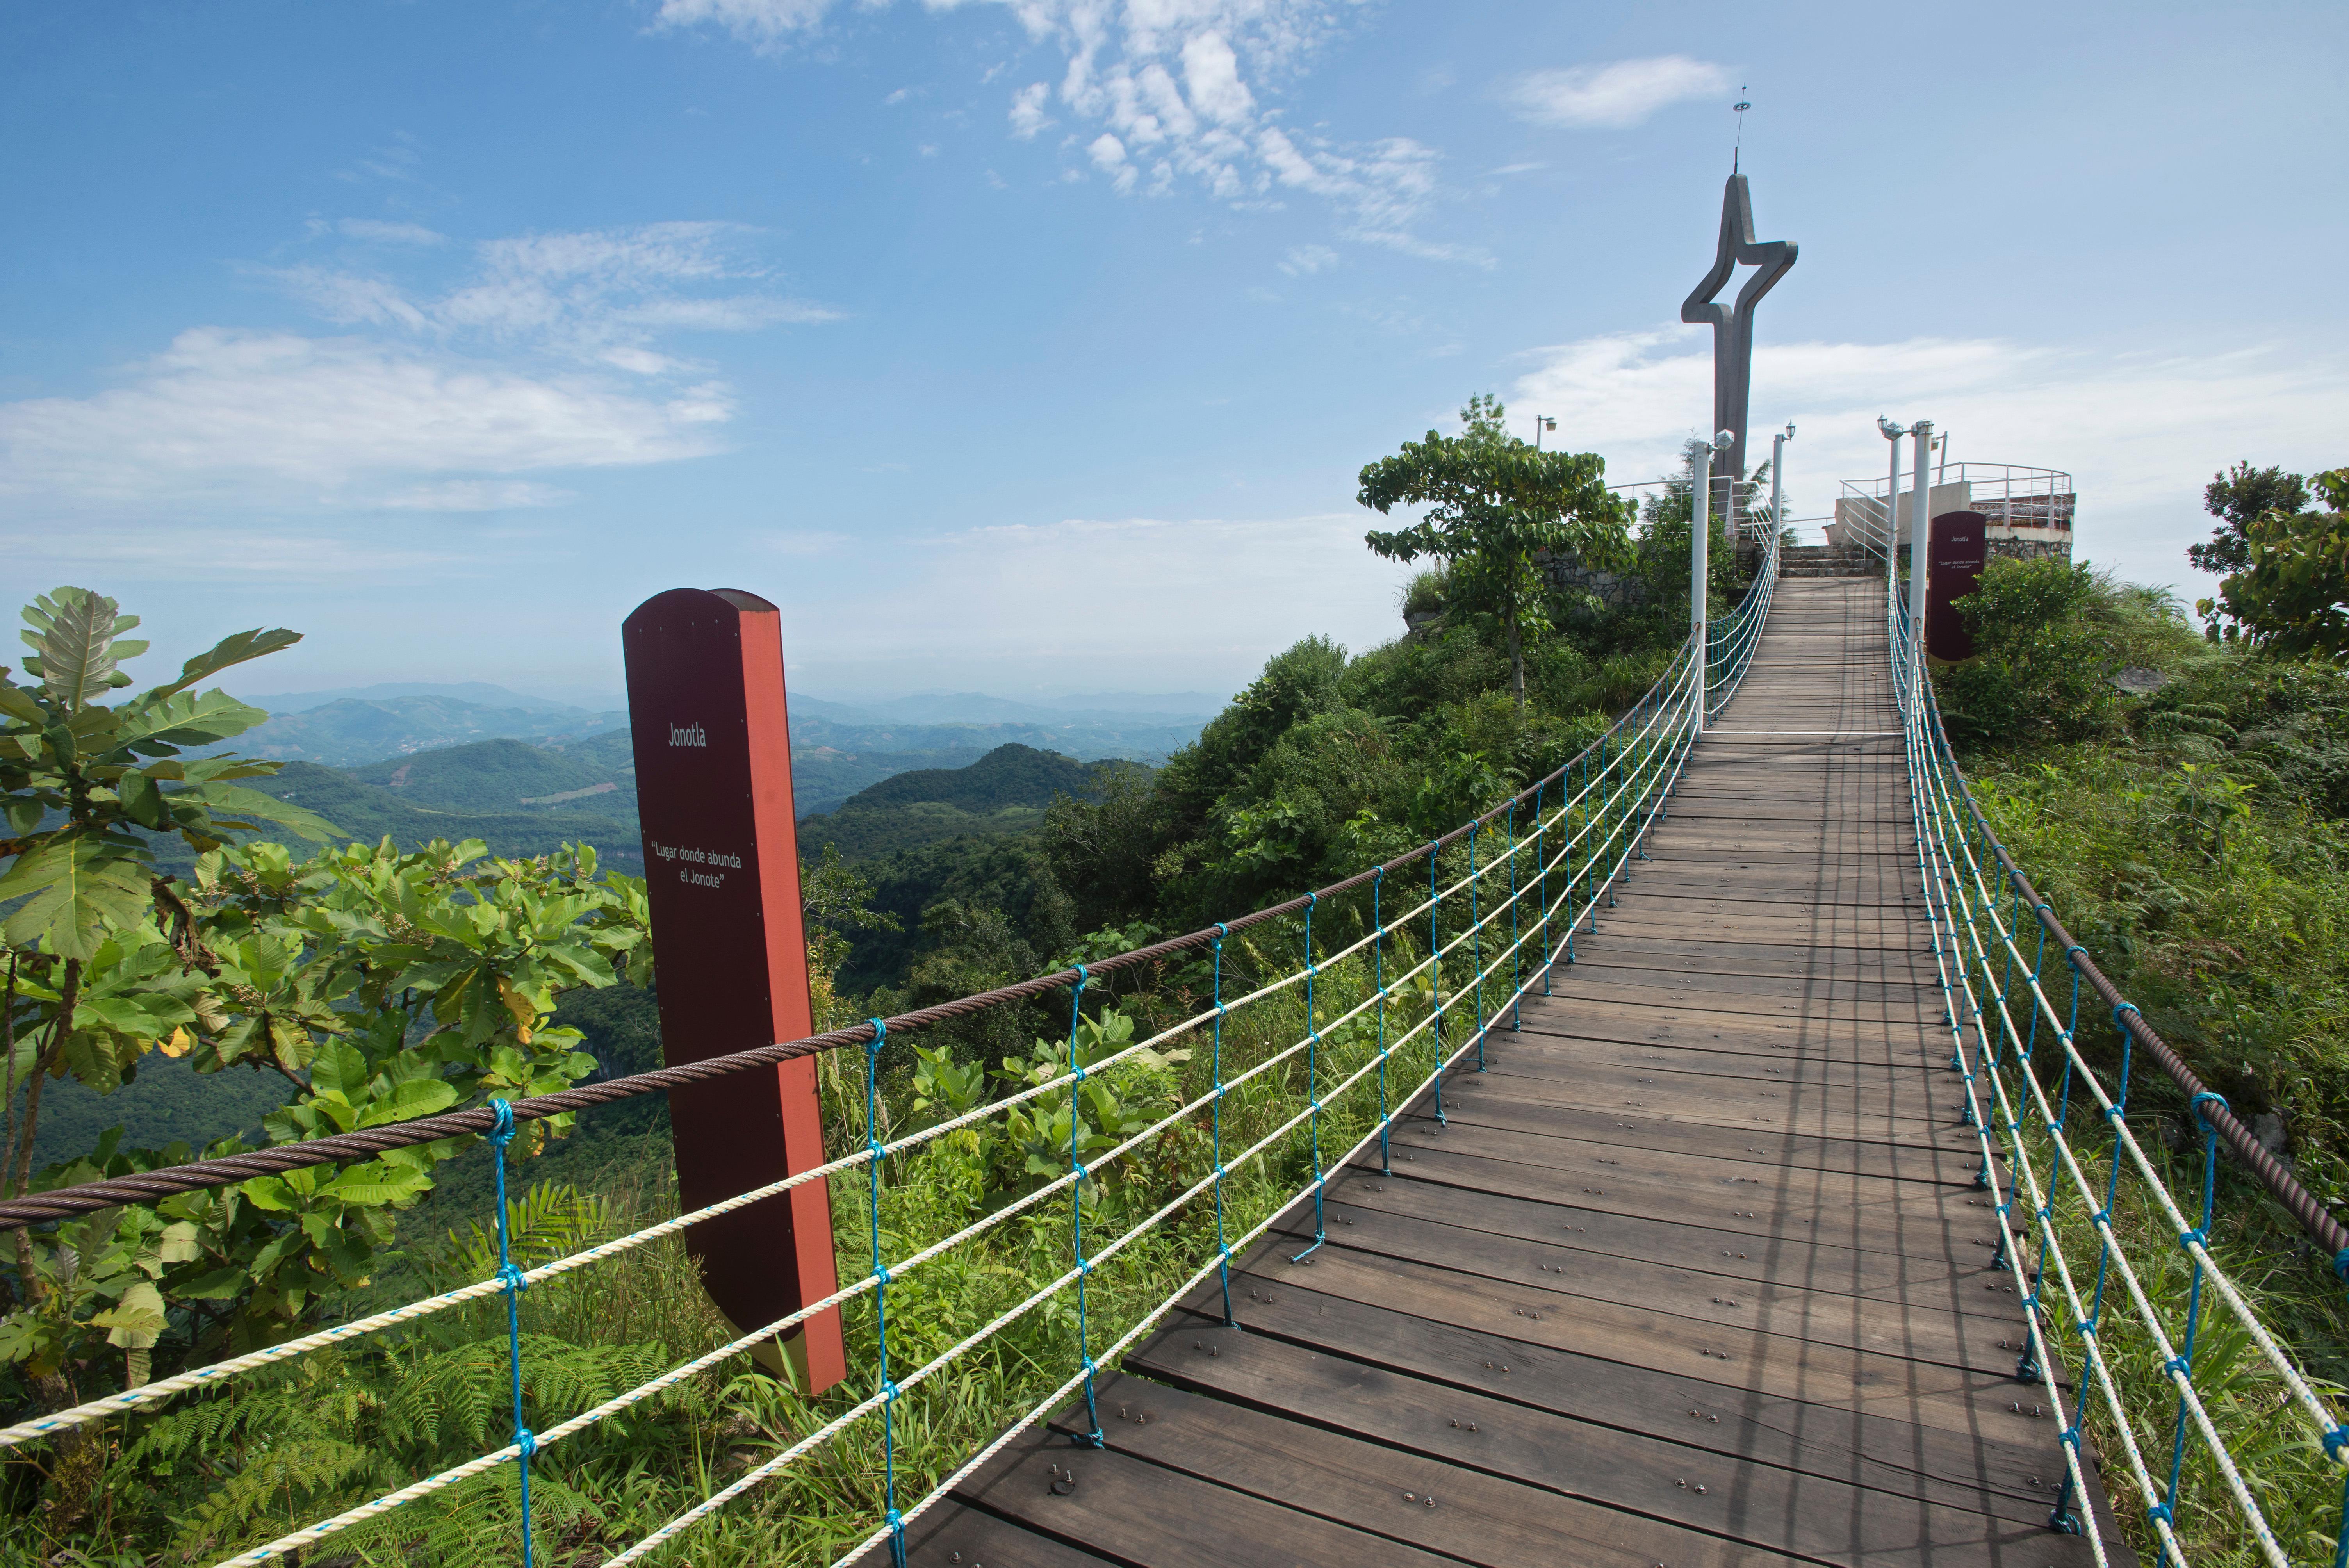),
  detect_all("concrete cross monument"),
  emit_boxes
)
[1680,173,1798,510]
